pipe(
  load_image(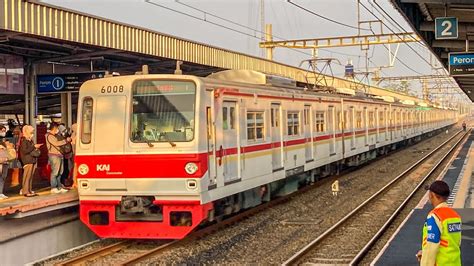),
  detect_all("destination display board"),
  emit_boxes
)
[449,52,474,76]
[37,71,105,94]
